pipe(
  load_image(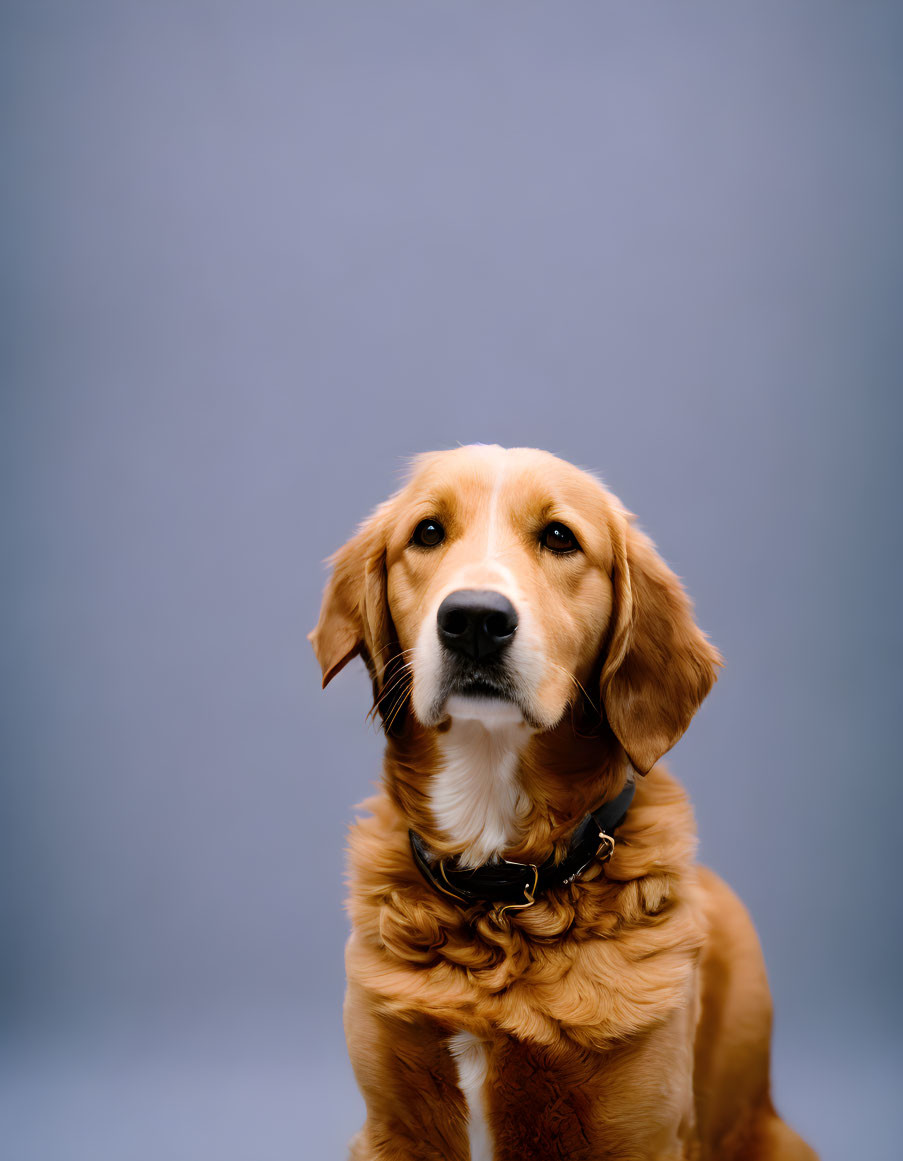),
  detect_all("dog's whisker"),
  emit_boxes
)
[382,685,412,734]
[549,662,600,716]
[367,688,410,725]
[366,663,415,723]
[369,643,417,661]
[371,663,414,704]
